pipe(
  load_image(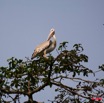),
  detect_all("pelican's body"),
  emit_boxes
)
[31,29,56,59]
